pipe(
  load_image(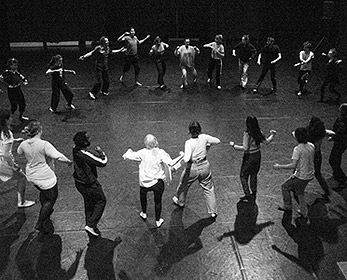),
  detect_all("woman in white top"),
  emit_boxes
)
[0,109,35,208]
[173,122,220,218]
[297,41,314,96]
[17,120,72,233]
[123,134,174,228]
